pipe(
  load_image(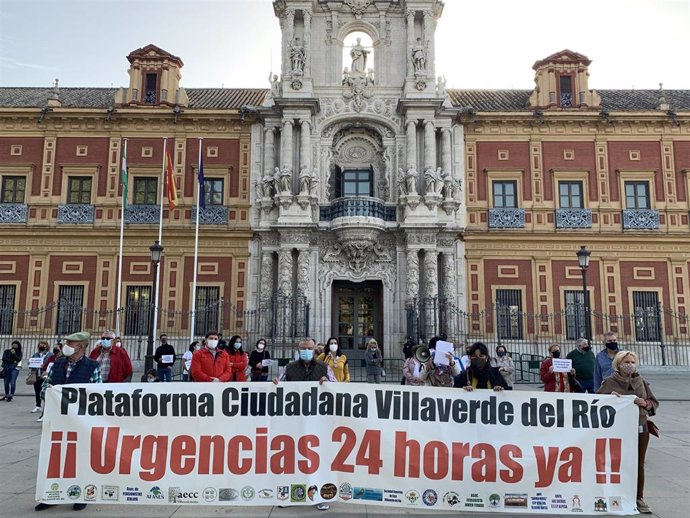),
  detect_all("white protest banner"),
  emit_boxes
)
[36,383,638,514]
[552,359,573,373]
[29,357,44,369]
